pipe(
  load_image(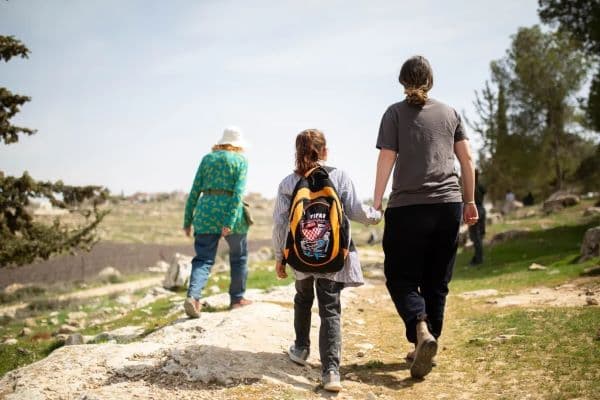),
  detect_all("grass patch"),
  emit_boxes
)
[81,297,179,339]
[0,340,64,377]
[248,269,294,290]
[200,266,293,296]
[452,221,600,292]
[459,307,600,399]
[0,286,46,305]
